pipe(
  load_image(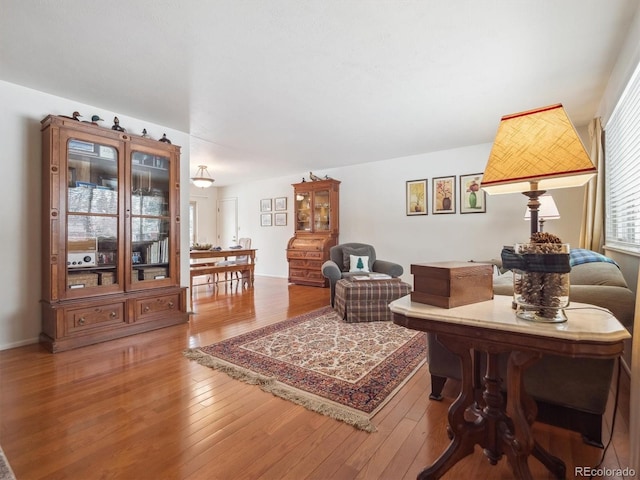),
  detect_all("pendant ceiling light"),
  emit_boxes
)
[191,165,215,188]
